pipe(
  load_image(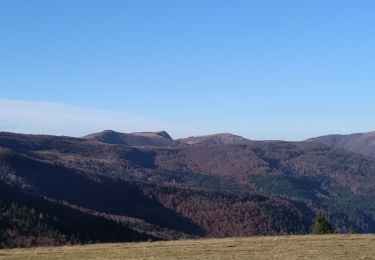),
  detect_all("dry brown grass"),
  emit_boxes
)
[1,234,375,260]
